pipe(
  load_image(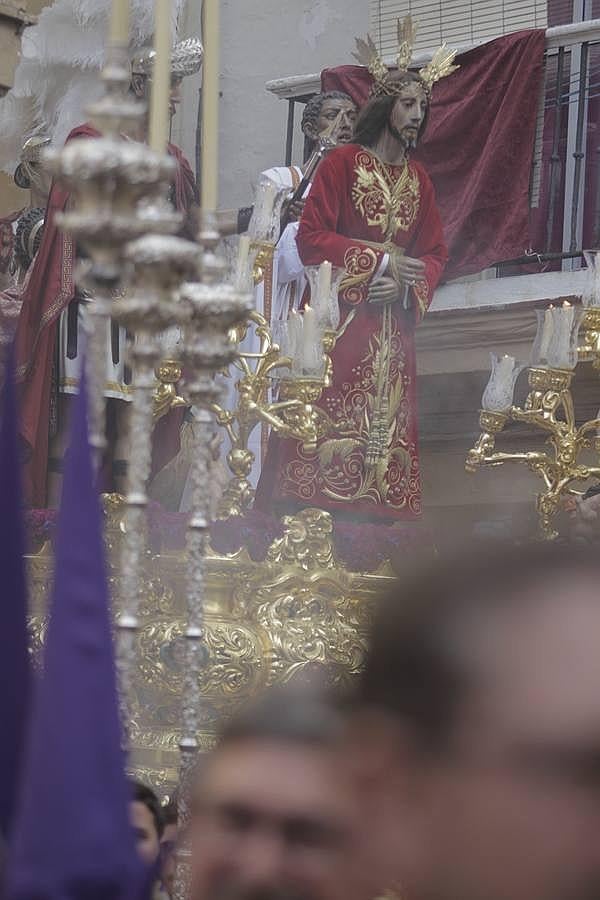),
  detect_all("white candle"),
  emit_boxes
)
[109,0,130,44]
[539,306,554,361]
[317,260,332,321]
[201,0,220,211]
[482,353,521,412]
[288,309,303,373]
[250,179,278,241]
[548,302,575,368]
[496,354,515,385]
[583,250,600,308]
[301,305,321,374]
[148,0,172,154]
[234,235,251,291]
